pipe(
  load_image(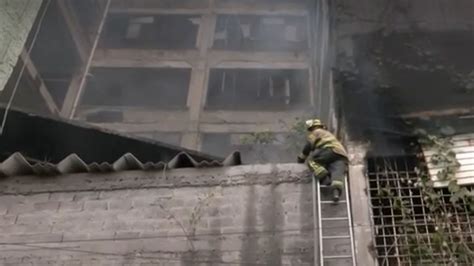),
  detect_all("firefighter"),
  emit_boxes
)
[297,119,348,202]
